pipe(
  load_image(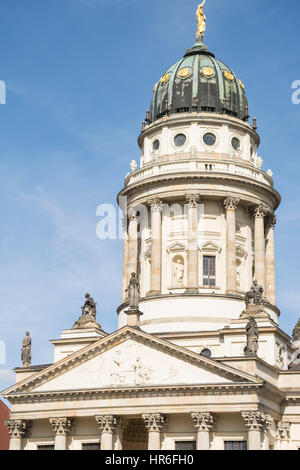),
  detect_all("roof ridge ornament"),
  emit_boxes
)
[196,1,207,39]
